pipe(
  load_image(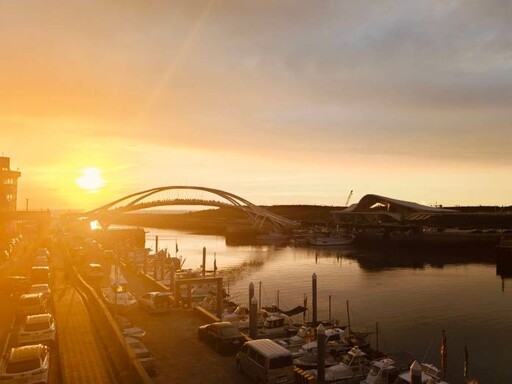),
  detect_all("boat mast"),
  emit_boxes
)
[376,322,379,353]
[346,299,351,337]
